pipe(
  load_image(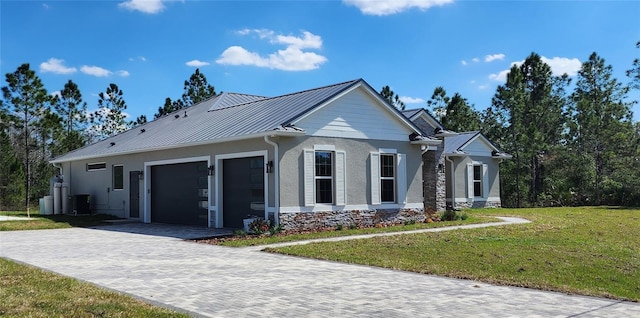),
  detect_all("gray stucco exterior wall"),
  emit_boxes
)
[277,136,424,207]
[58,138,276,220]
[447,155,502,209]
